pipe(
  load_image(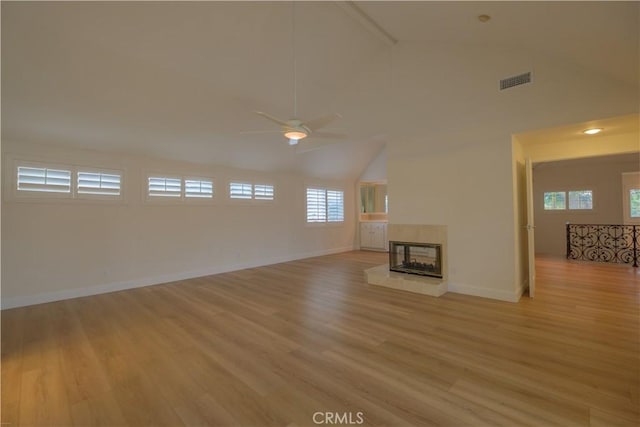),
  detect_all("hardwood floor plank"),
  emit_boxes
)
[0,307,25,426]
[449,377,589,426]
